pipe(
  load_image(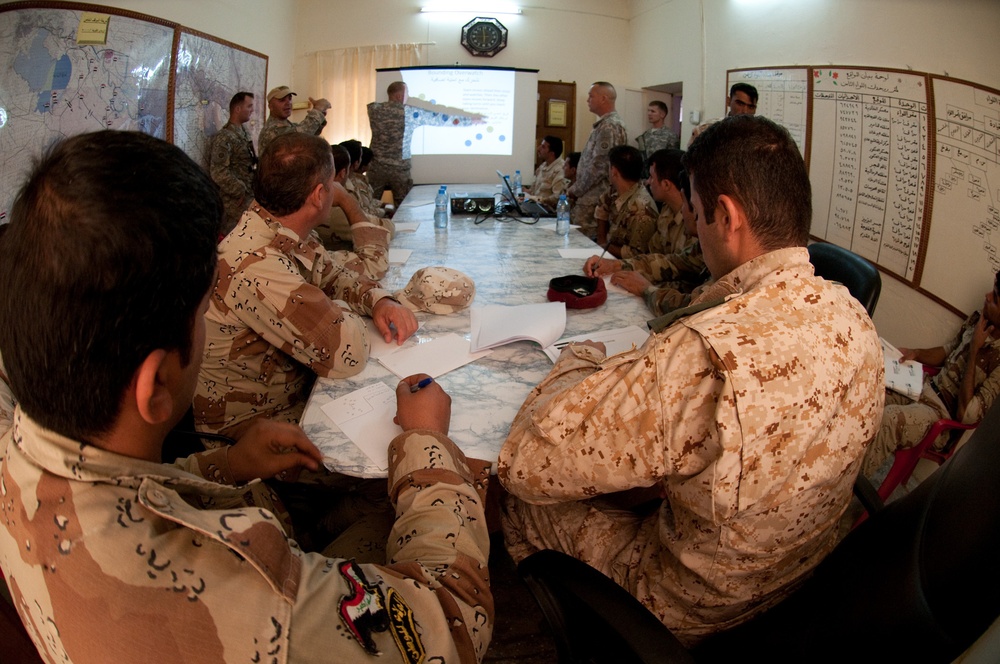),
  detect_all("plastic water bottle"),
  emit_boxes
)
[556,194,570,235]
[513,170,523,202]
[434,186,448,229]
